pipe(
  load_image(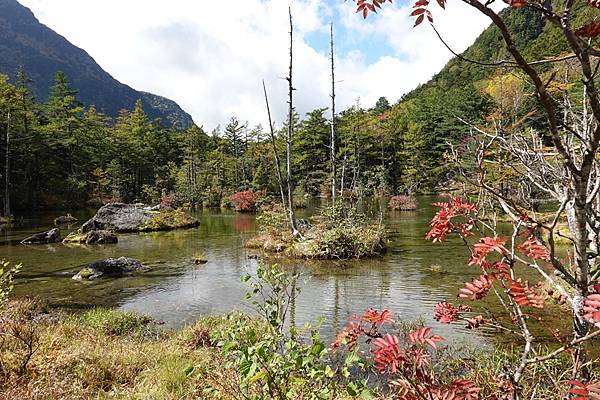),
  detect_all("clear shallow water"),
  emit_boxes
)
[1,198,508,346]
